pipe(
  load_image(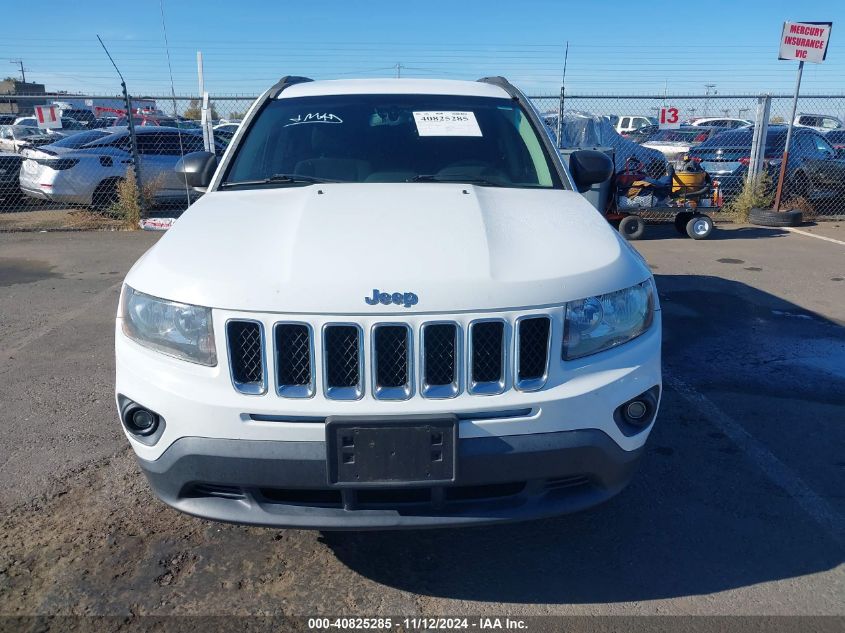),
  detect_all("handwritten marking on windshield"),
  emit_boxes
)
[285,113,344,127]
